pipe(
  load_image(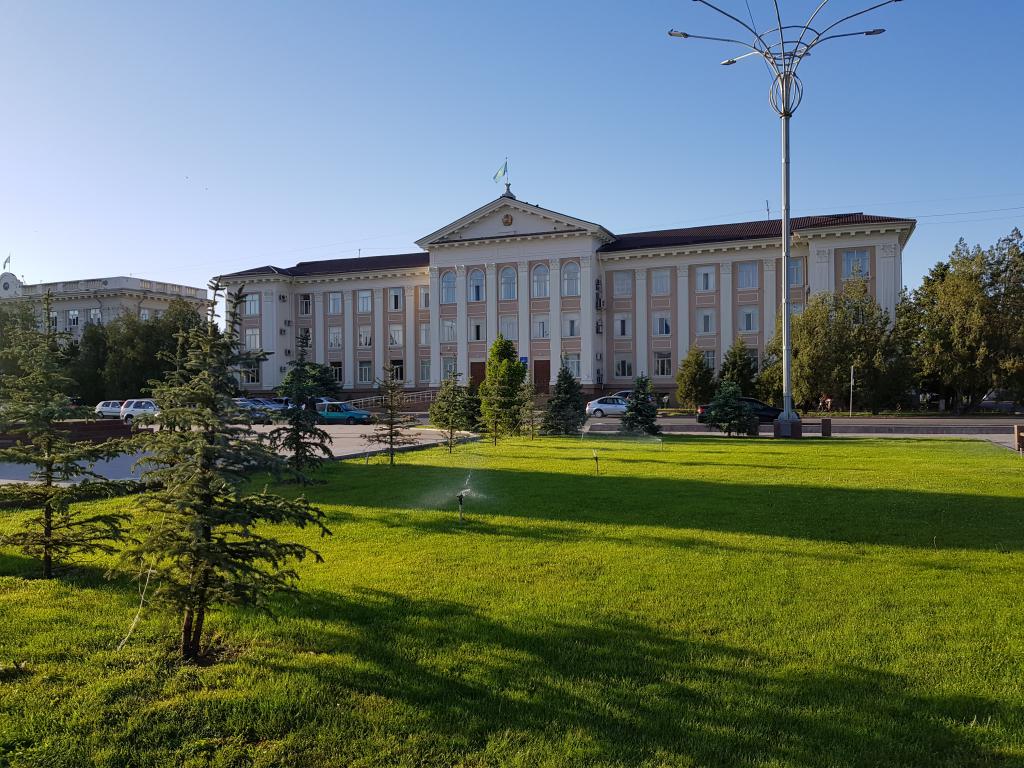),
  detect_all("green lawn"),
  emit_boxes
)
[2,437,1023,767]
